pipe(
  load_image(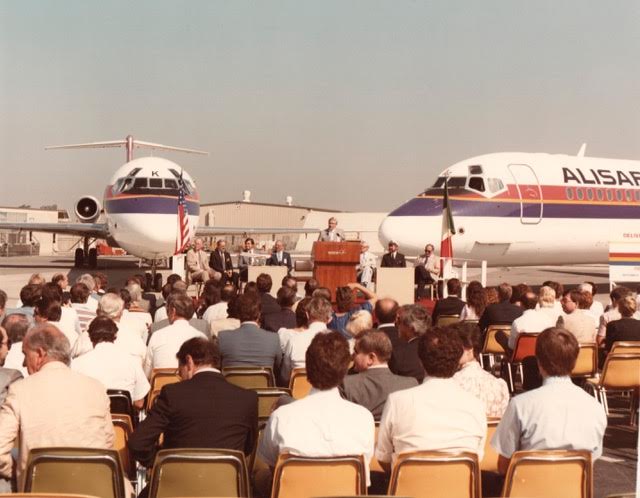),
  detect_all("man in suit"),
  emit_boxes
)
[388,304,430,383]
[263,286,297,333]
[186,238,220,283]
[380,240,406,268]
[375,298,400,348]
[318,217,346,242]
[237,237,257,283]
[210,240,239,287]
[341,330,417,420]
[266,240,293,273]
[0,324,114,491]
[218,293,282,371]
[478,283,523,332]
[0,325,21,406]
[129,337,258,469]
[256,273,281,317]
[431,278,465,324]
